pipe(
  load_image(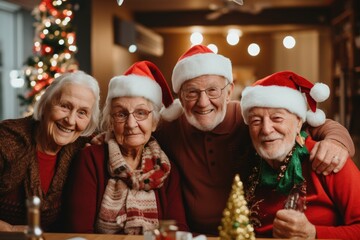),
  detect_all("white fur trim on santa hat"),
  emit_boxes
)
[241,85,307,124]
[160,98,183,122]
[172,52,233,93]
[306,108,326,127]
[107,74,162,108]
[310,82,330,102]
